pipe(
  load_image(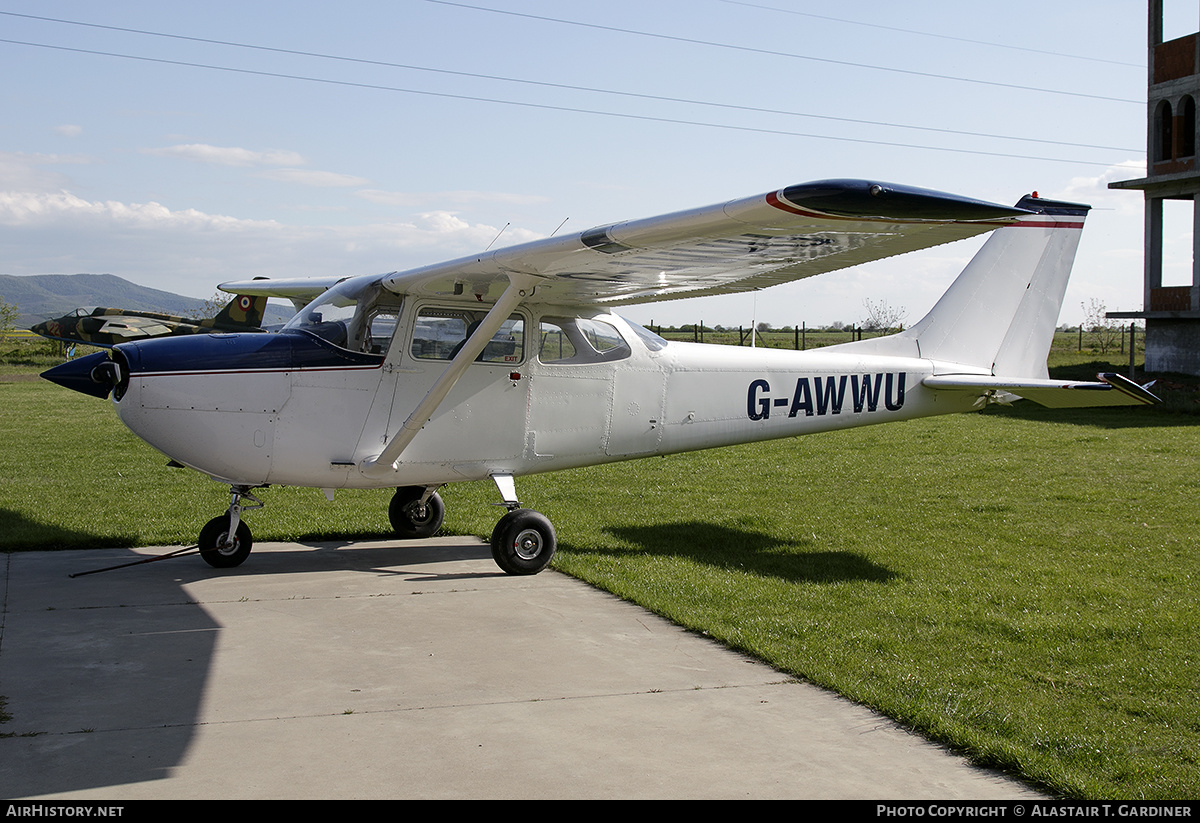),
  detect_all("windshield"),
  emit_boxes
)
[284,277,400,354]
